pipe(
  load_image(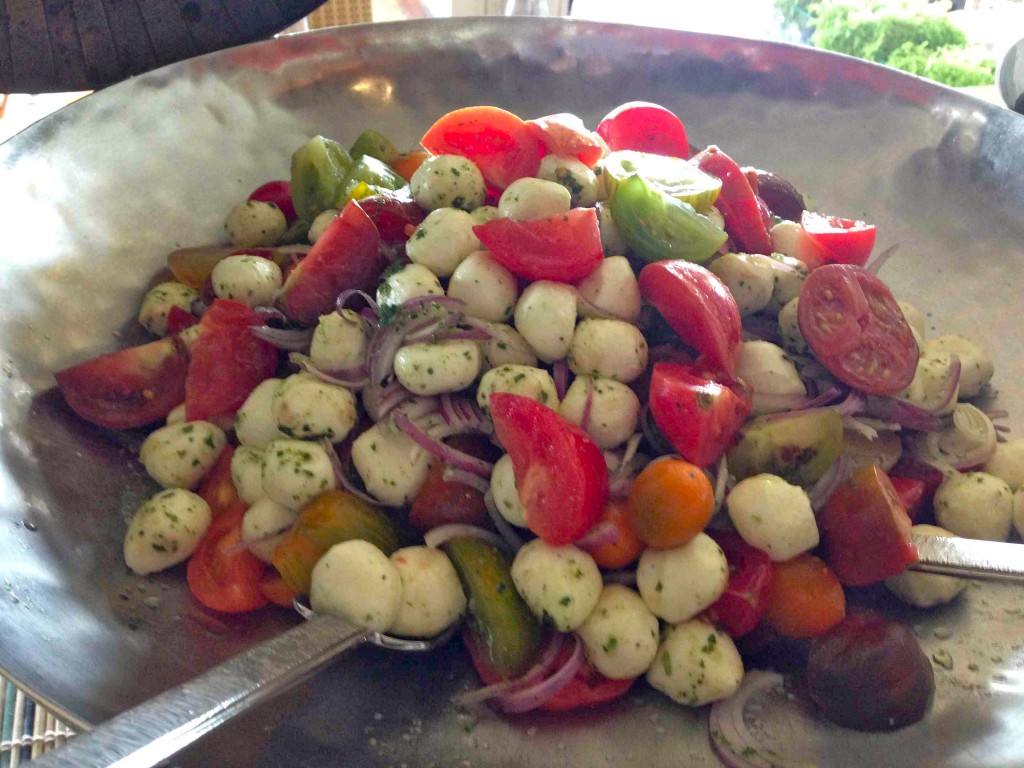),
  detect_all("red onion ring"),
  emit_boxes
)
[336,288,380,316]
[453,633,566,707]
[289,353,369,388]
[254,306,289,324]
[250,325,314,351]
[321,439,385,507]
[442,466,491,494]
[364,379,413,421]
[709,671,789,768]
[603,570,637,586]
[865,243,900,275]
[423,524,507,551]
[573,289,634,323]
[553,359,569,400]
[581,376,595,432]
[483,490,527,552]
[575,518,619,550]
[807,454,853,512]
[493,635,584,714]
[394,411,494,478]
